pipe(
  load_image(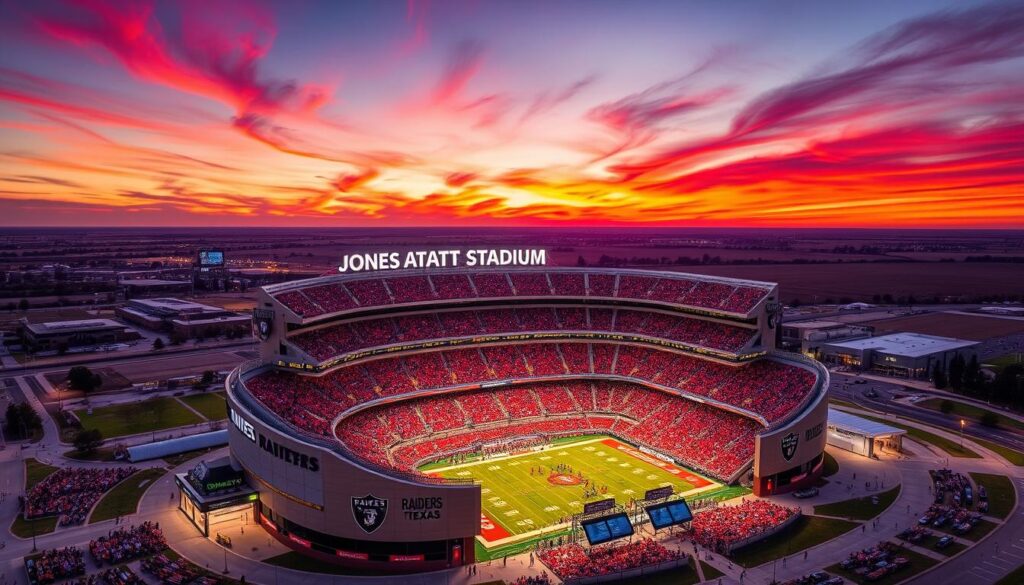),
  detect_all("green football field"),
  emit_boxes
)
[424,435,720,544]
